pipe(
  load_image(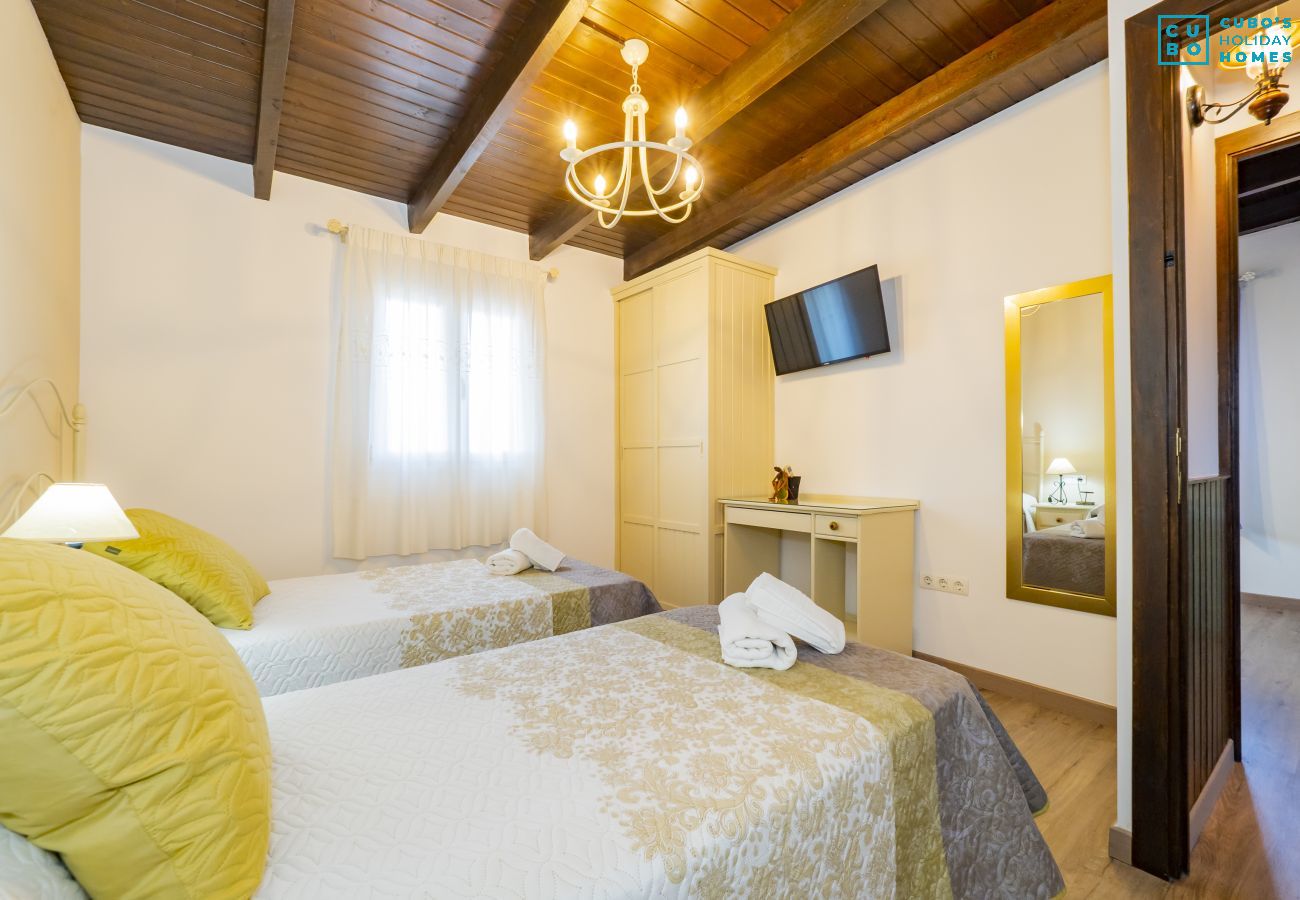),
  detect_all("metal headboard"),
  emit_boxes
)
[0,378,86,530]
